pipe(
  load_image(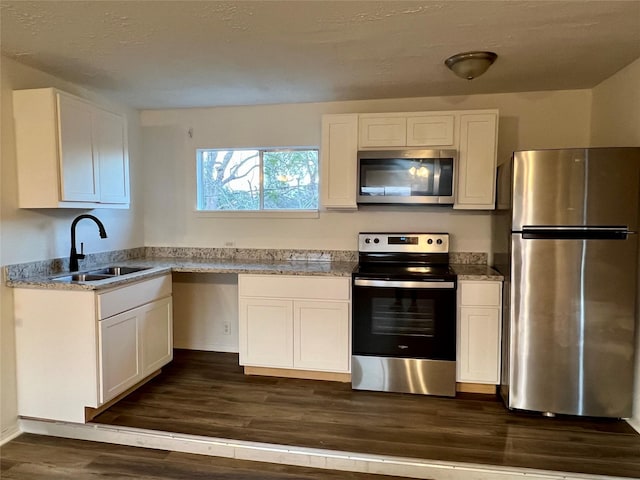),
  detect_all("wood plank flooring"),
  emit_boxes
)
[0,433,408,479]
[89,350,640,478]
